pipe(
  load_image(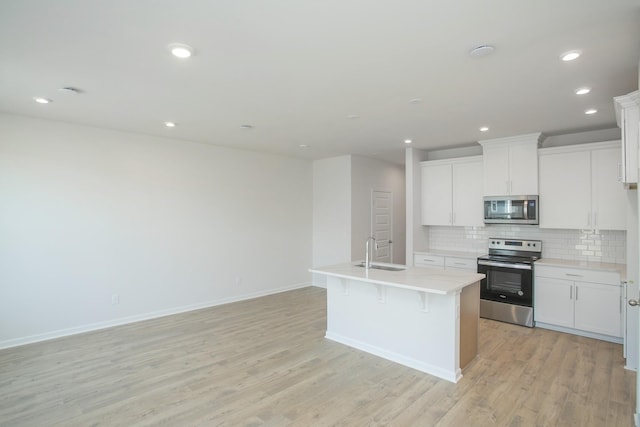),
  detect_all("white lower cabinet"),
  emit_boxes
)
[444,256,477,272]
[535,265,622,340]
[414,253,476,272]
[414,254,444,269]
